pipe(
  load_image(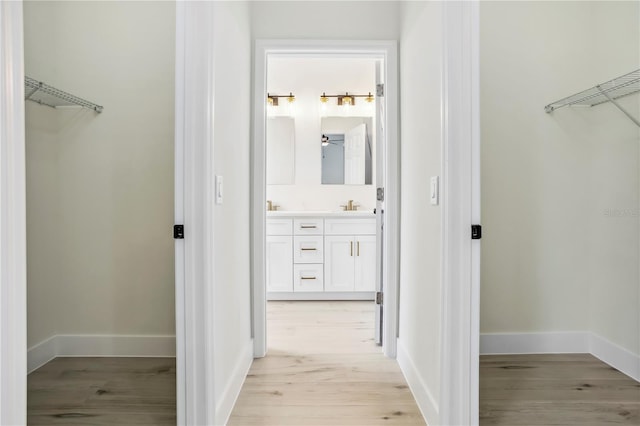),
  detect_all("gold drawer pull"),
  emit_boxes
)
[300,276,316,280]
[300,225,317,229]
[300,248,317,251]
[357,241,360,256]
[350,241,353,256]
